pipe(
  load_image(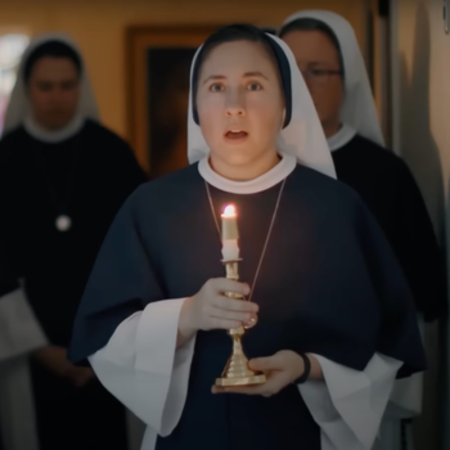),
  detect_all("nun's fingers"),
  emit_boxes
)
[207,278,251,298]
[243,316,258,329]
[208,306,256,324]
[192,278,258,332]
[205,317,243,331]
[211,293,258,313]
